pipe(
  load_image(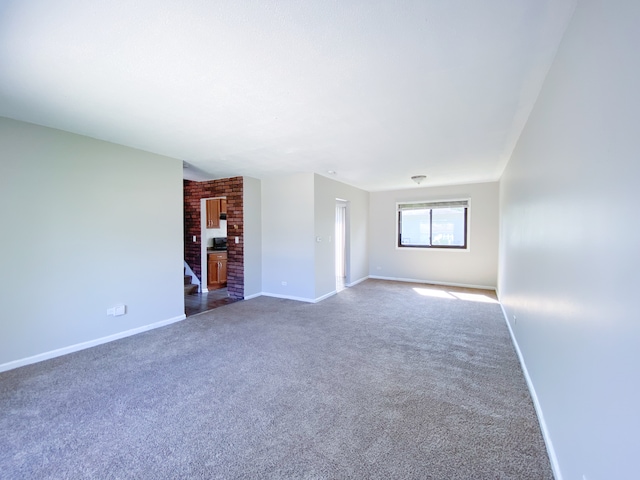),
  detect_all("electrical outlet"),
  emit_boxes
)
[108,305,126,317]
[281,281,287,286]
[513,315,517,325]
